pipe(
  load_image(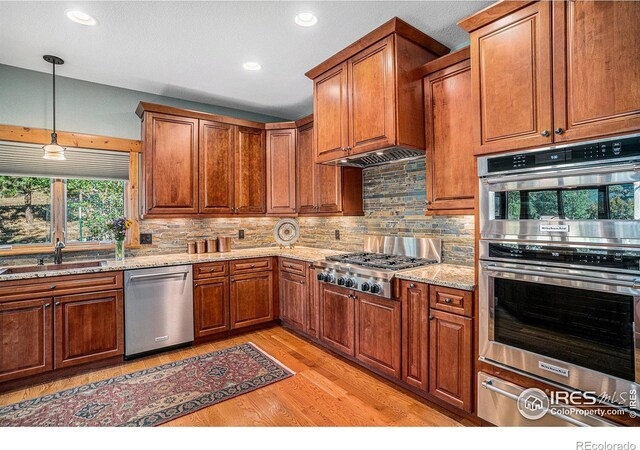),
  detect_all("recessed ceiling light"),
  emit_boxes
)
[65,10,98,26]
[242,61,262,71]
[294,12,318,27]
